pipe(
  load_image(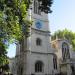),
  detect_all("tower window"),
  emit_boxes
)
[62,42,70,61]
[20,67,23,75]
[17,66,23,75]
[34,0,41,15]
[53,55,57,69]
[36,38,42,46]
[35,61,43,72]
